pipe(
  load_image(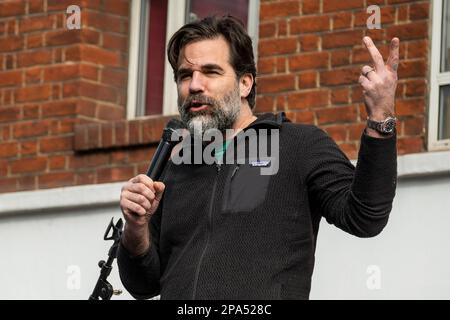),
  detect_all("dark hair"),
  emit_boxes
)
[167,15,257,109]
